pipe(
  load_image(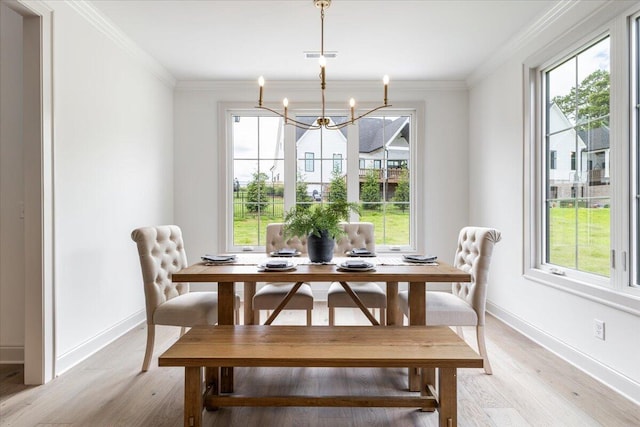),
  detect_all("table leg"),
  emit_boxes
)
[184,366,203,427]
[243,281,256,325]
[218,282,235,393]
[408,282,426,392]
[438,367,457,427]
[385,281,398,326]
